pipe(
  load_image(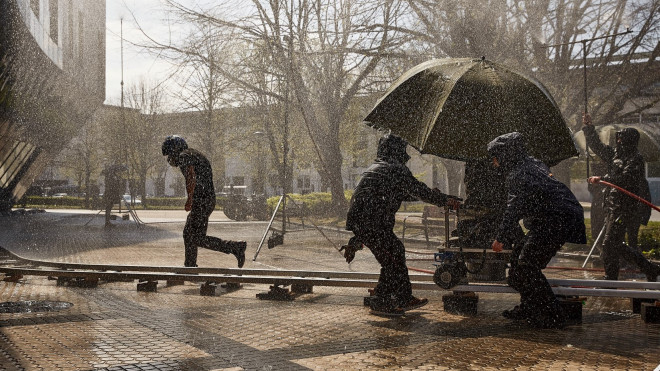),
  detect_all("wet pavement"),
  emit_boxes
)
[0,209,659,370]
